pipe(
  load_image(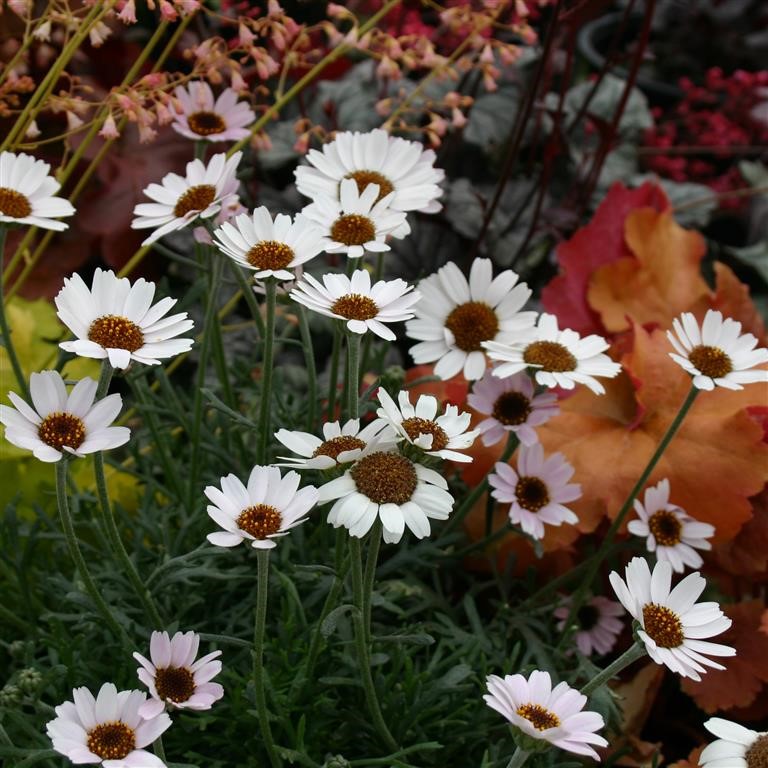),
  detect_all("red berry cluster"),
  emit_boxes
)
[641,67,768,210]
